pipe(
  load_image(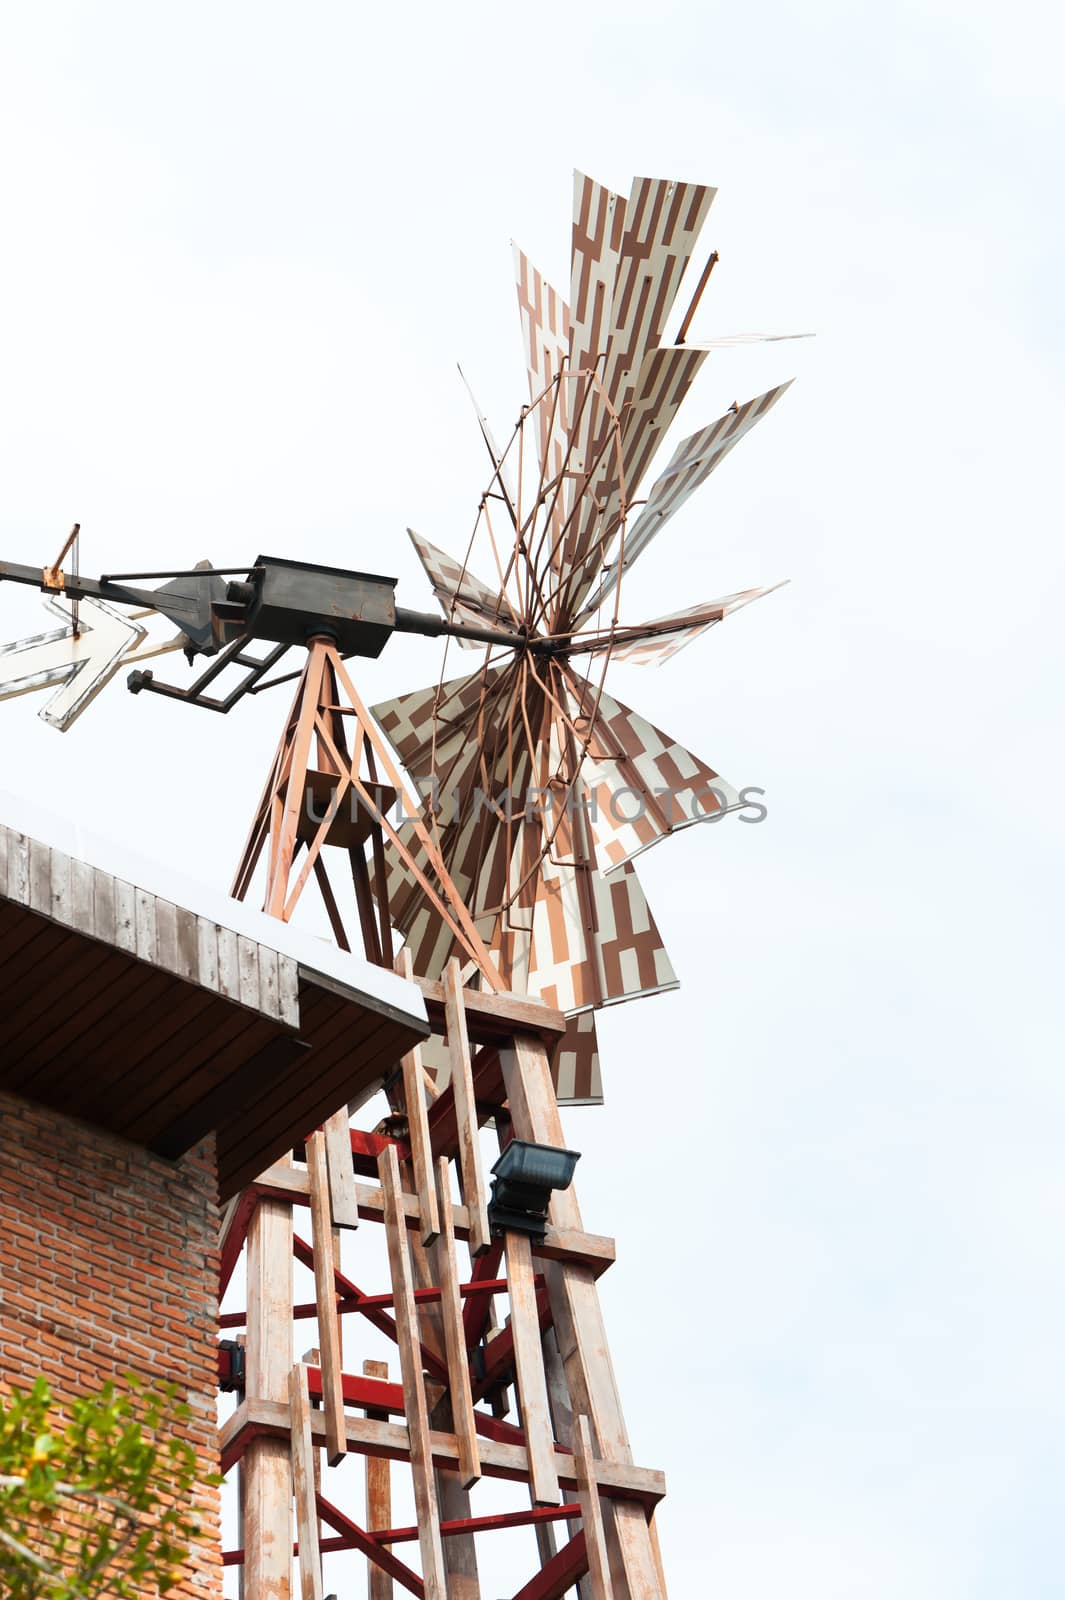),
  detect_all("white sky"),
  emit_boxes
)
[1,3,1063,1595]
